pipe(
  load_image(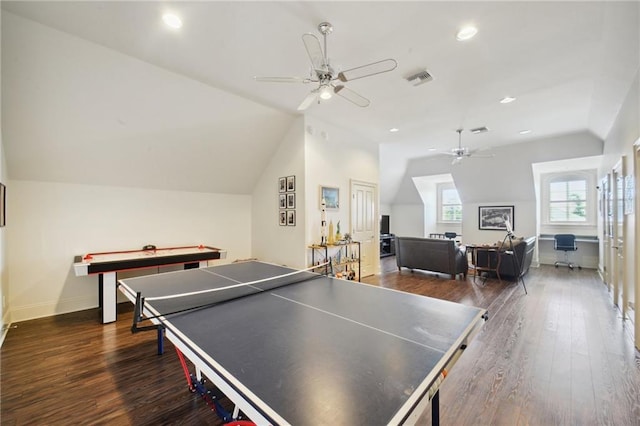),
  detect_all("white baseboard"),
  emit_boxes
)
[9,295,96,323]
